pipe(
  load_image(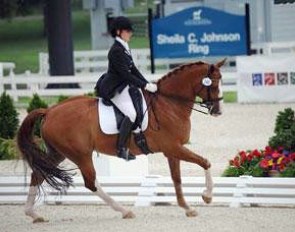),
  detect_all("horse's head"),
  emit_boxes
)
[156,58,226,117]
[194,59,226,116]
